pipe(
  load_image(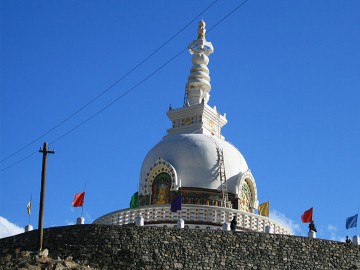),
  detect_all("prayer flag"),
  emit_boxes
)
[258,201,269,217]
[72,192,85,207]
[346,214,358,229]
[27,201,31,215]
[301,207,313,223]
[130,192,139,209]
[170,194,182,212]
